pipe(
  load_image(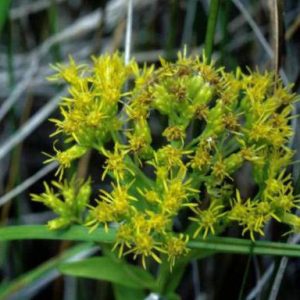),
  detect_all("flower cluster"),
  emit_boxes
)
[32,51,299,268]
[32,177,91,229]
